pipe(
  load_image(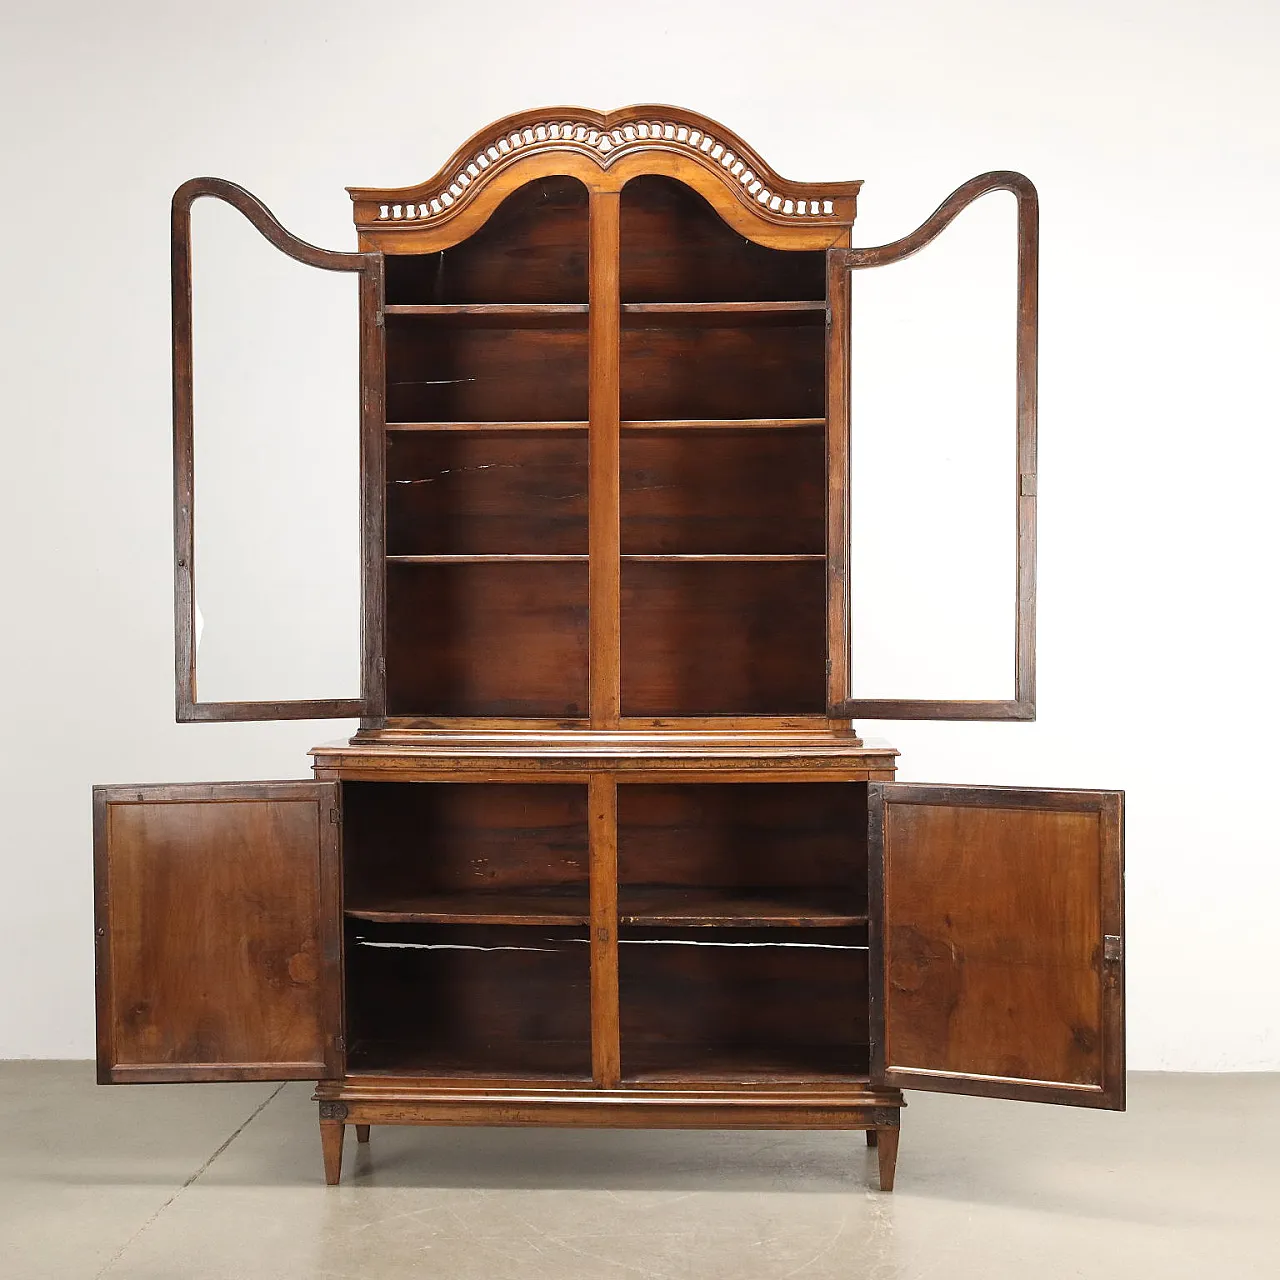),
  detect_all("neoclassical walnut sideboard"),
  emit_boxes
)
[92,105,1124,1191]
